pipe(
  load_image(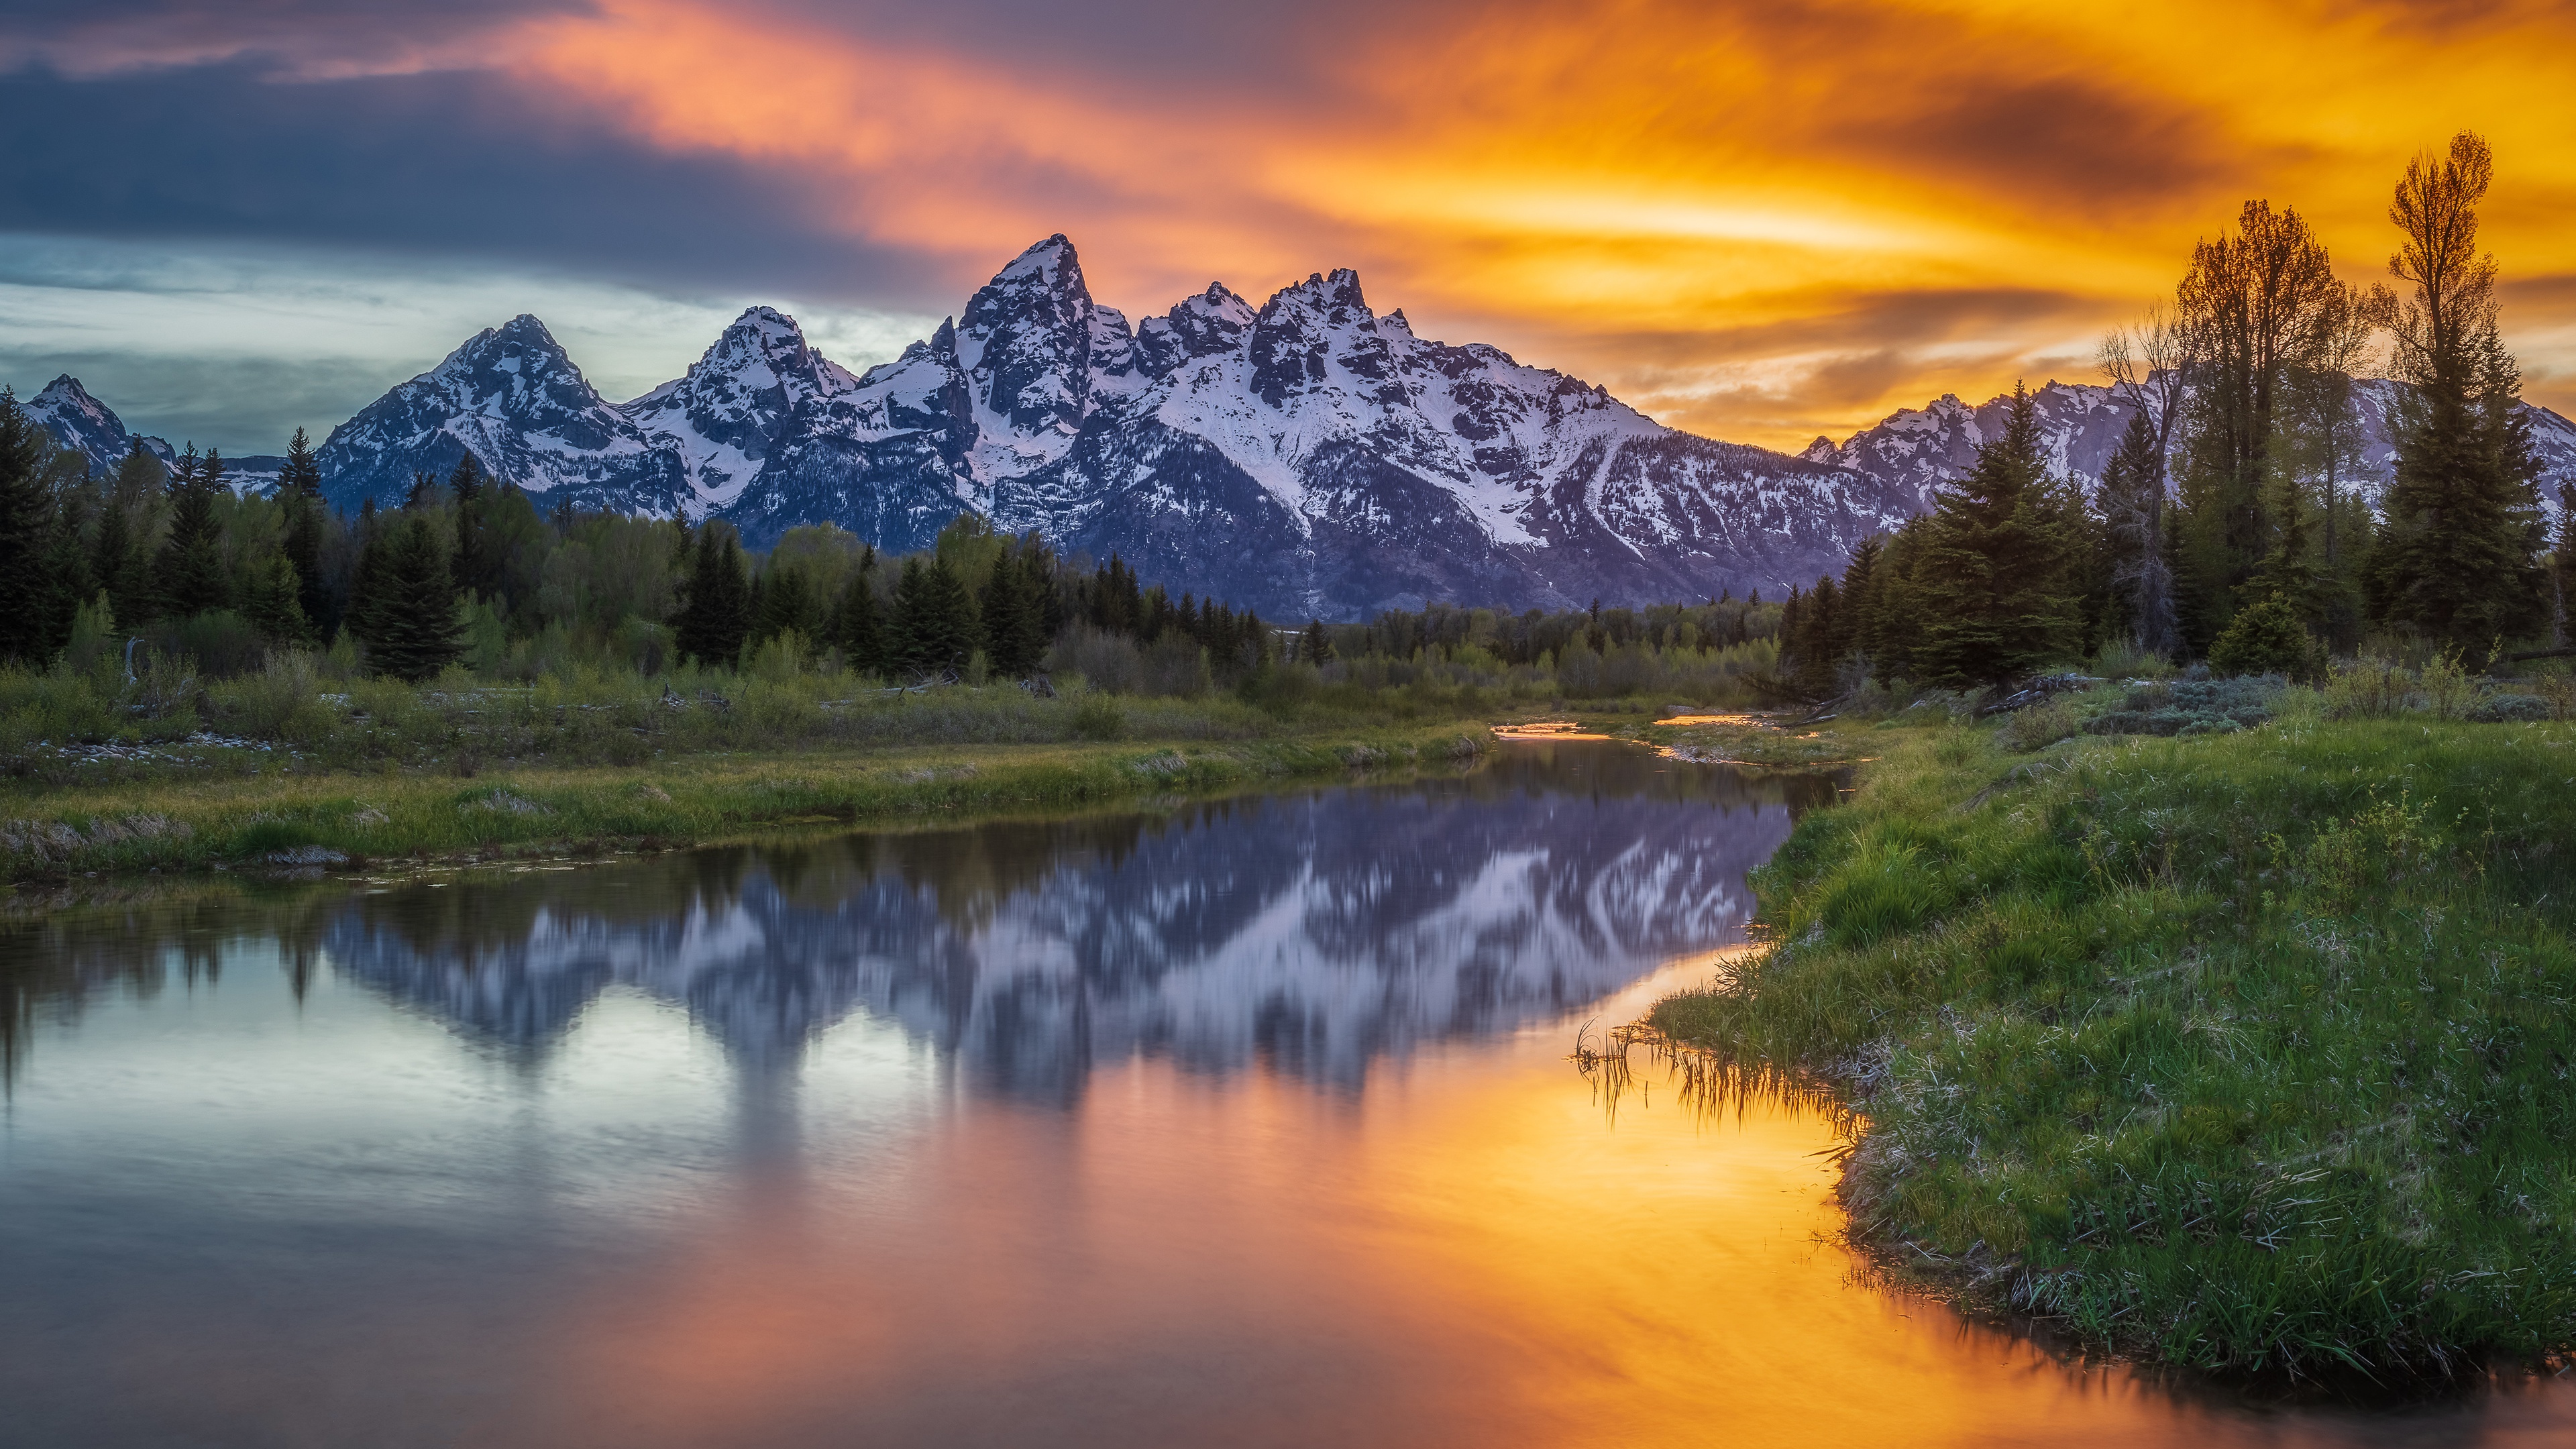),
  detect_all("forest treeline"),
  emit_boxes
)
[1776,131,2575,696]
[0,394,1791,706]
